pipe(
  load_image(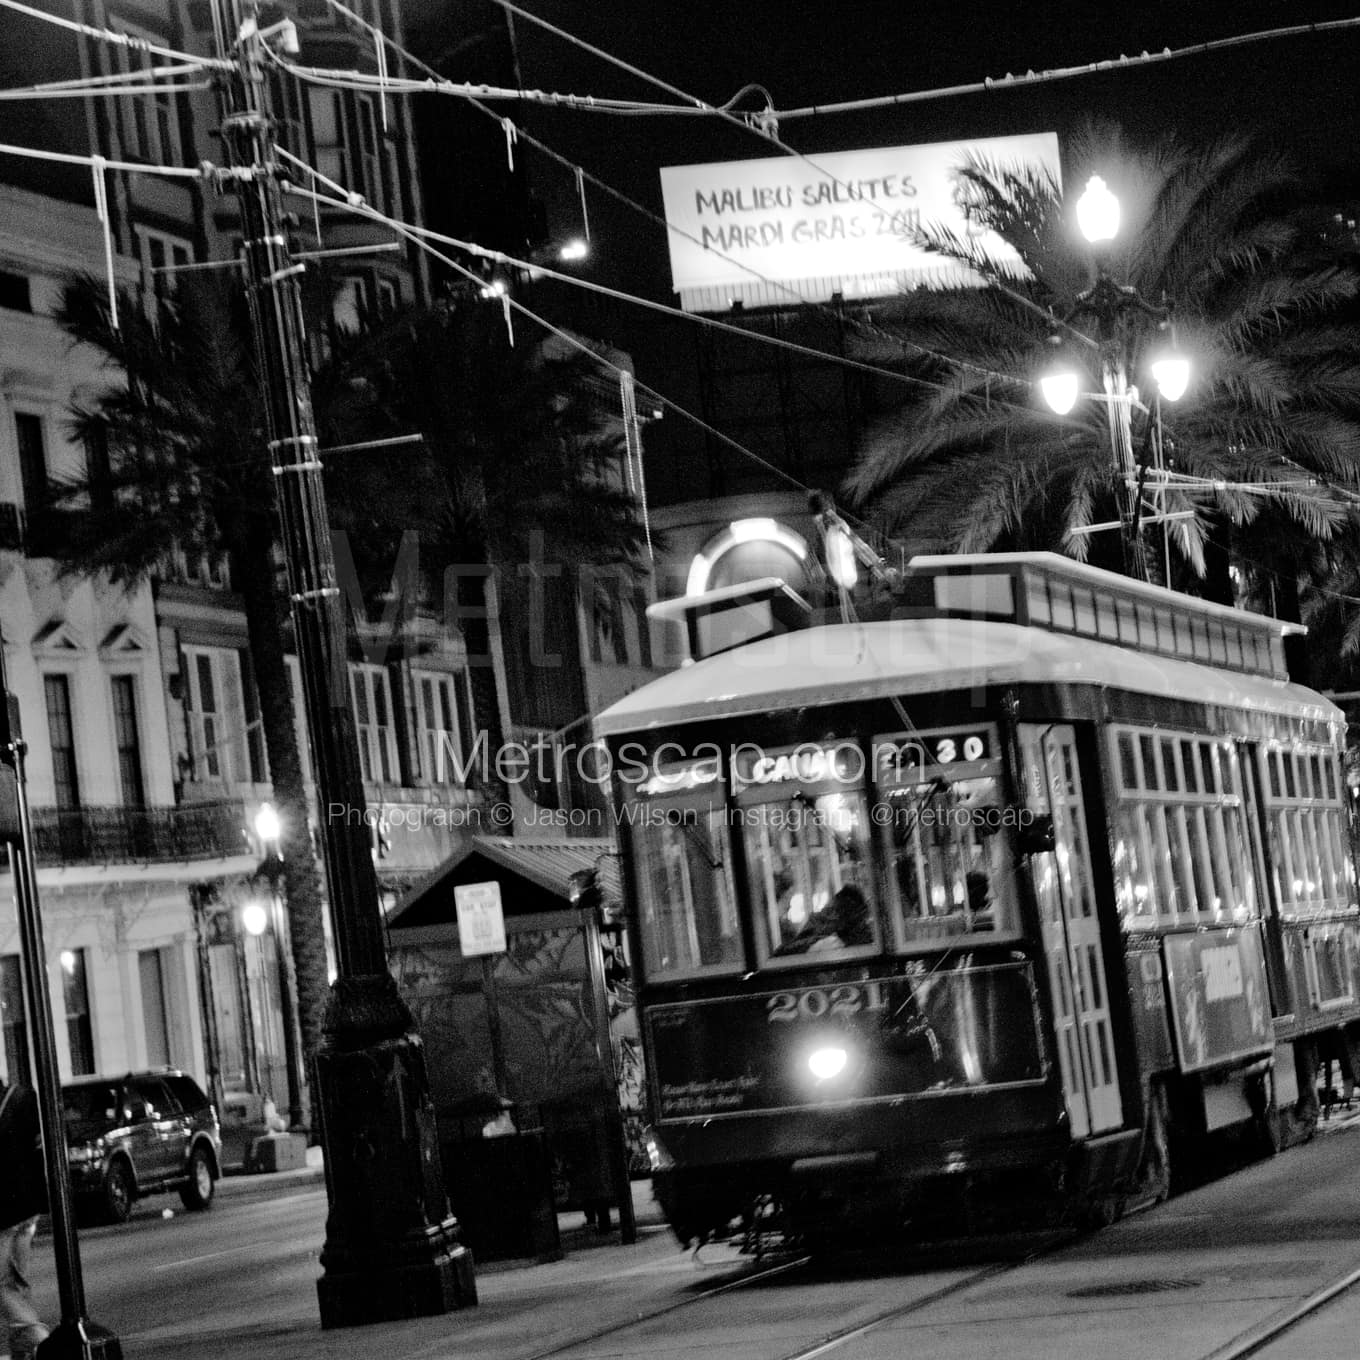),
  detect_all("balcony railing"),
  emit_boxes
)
[28,801,248,866]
